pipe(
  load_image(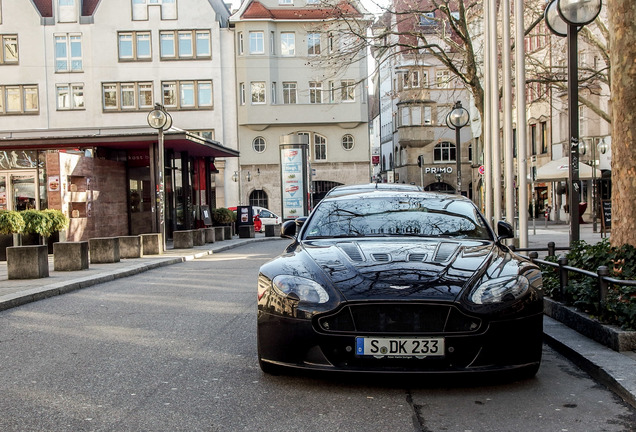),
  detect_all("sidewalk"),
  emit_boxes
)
[1,226,634,409]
